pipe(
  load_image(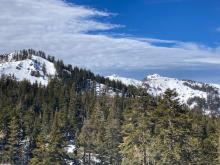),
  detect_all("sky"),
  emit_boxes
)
[1,0,220,83]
